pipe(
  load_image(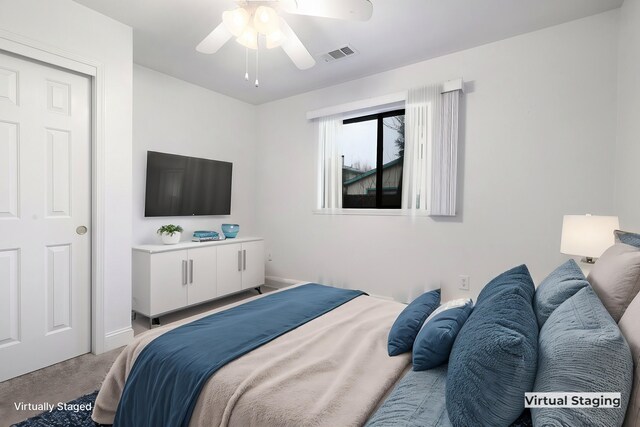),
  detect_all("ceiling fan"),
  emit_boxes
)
[196,0,373,84]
